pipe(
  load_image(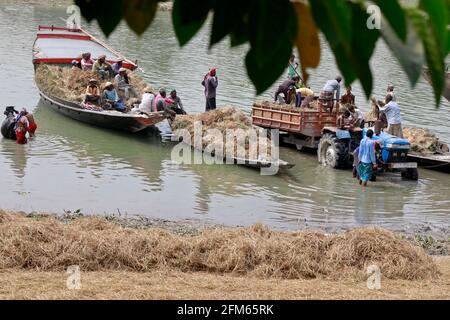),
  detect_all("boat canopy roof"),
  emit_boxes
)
[33,26,137,69]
